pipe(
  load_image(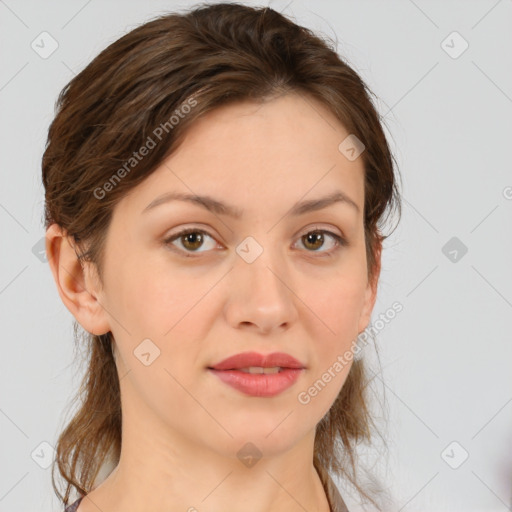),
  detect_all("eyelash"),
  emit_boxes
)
[163,226,347,258]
